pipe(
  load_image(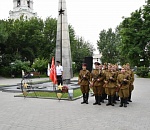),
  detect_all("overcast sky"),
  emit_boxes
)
[0,0,146,53]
